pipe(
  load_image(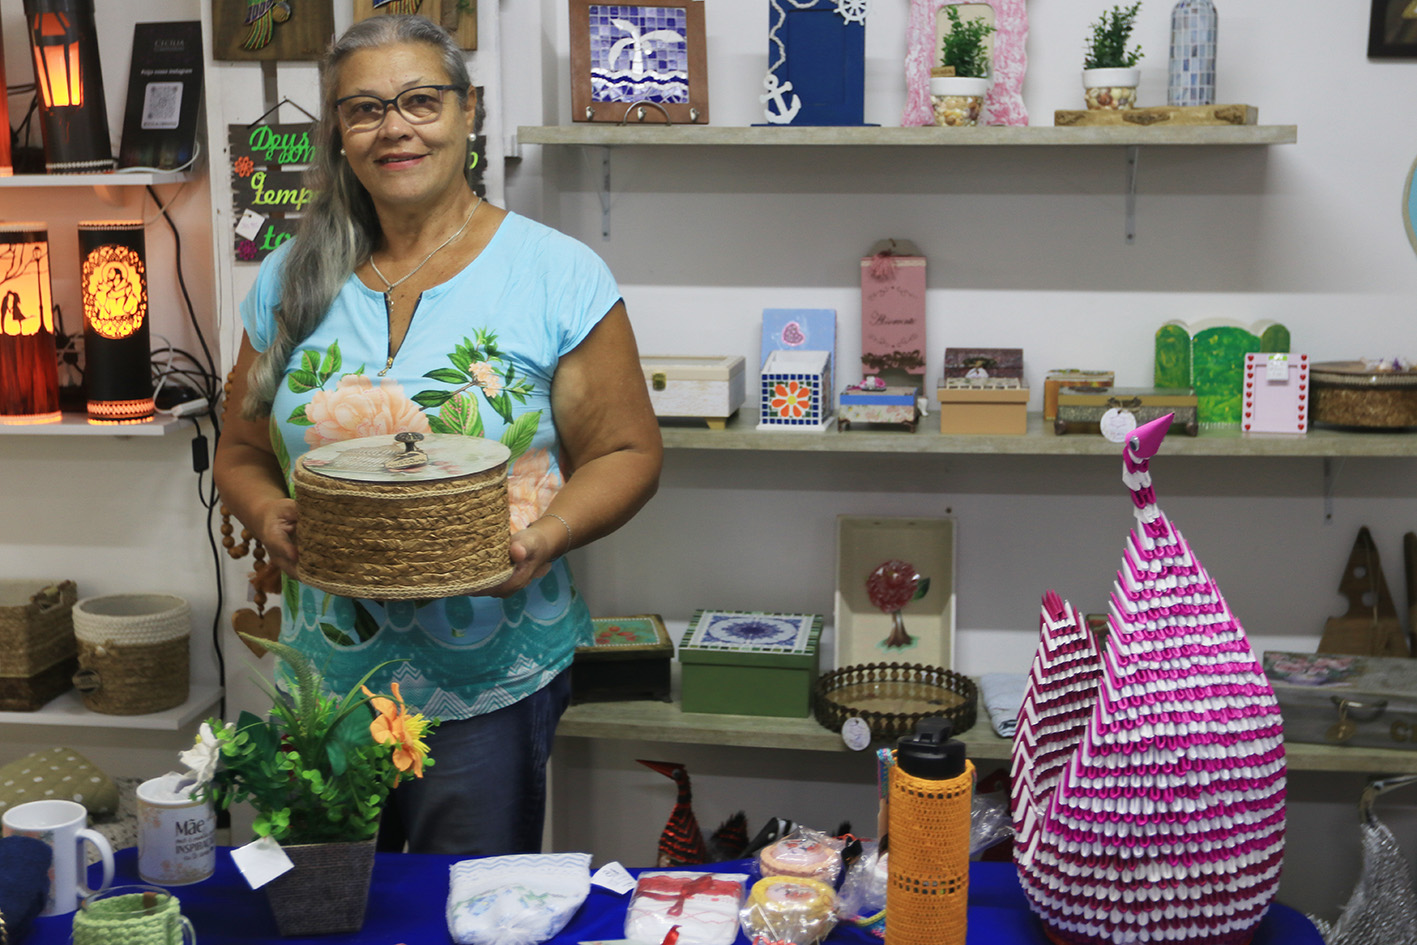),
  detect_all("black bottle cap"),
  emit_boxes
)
[895,716,967,780]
